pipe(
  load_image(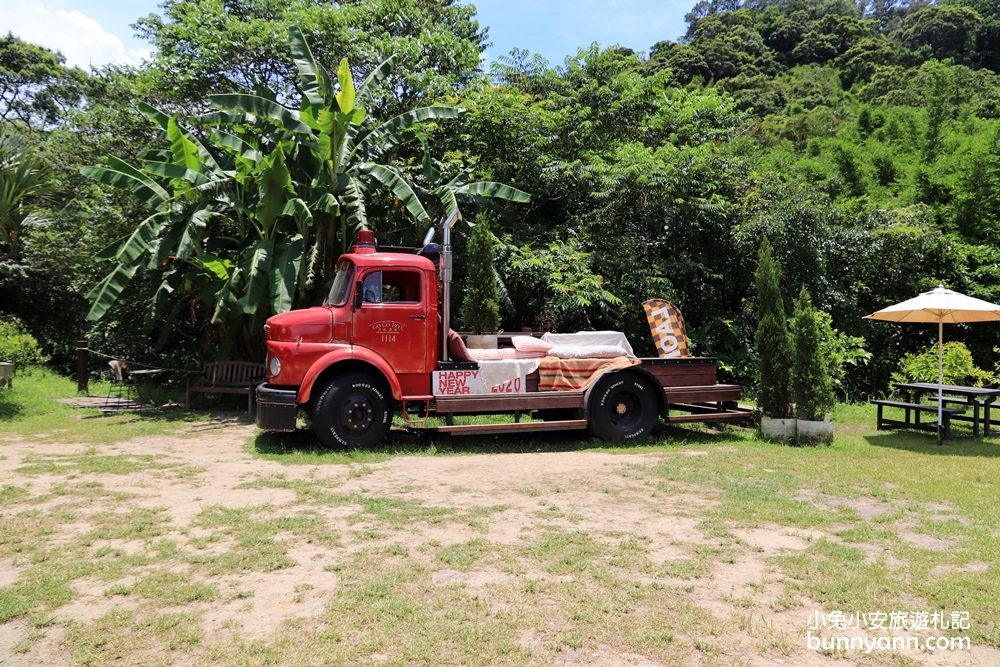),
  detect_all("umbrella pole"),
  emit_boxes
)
[938,319,944,446]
